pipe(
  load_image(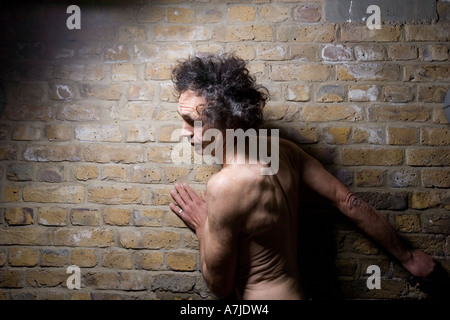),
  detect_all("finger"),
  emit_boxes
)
[201,190,206,202]
[170,188,186,208]
[183,183,201,203]
[169,202,180,213]
[174,183,192,204]
[169,202,179,214]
